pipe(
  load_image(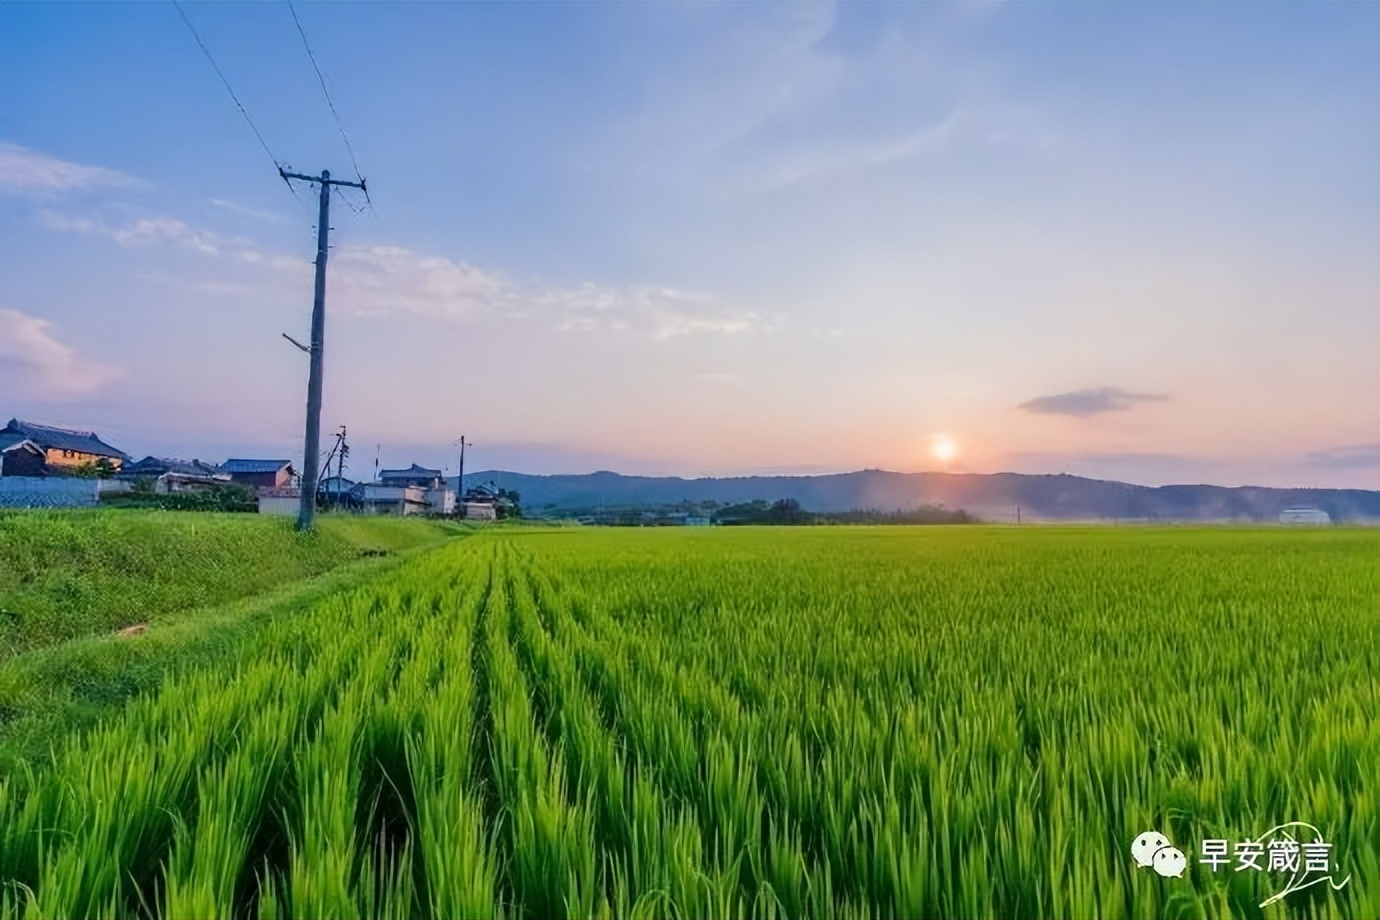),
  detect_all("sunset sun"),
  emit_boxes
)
[930,433,958,464]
